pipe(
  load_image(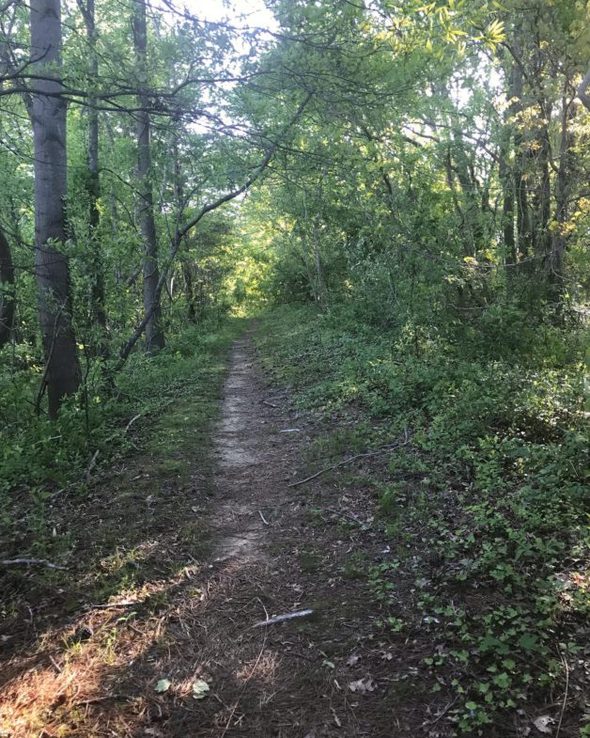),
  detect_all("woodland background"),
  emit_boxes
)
[0,0,589,733]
